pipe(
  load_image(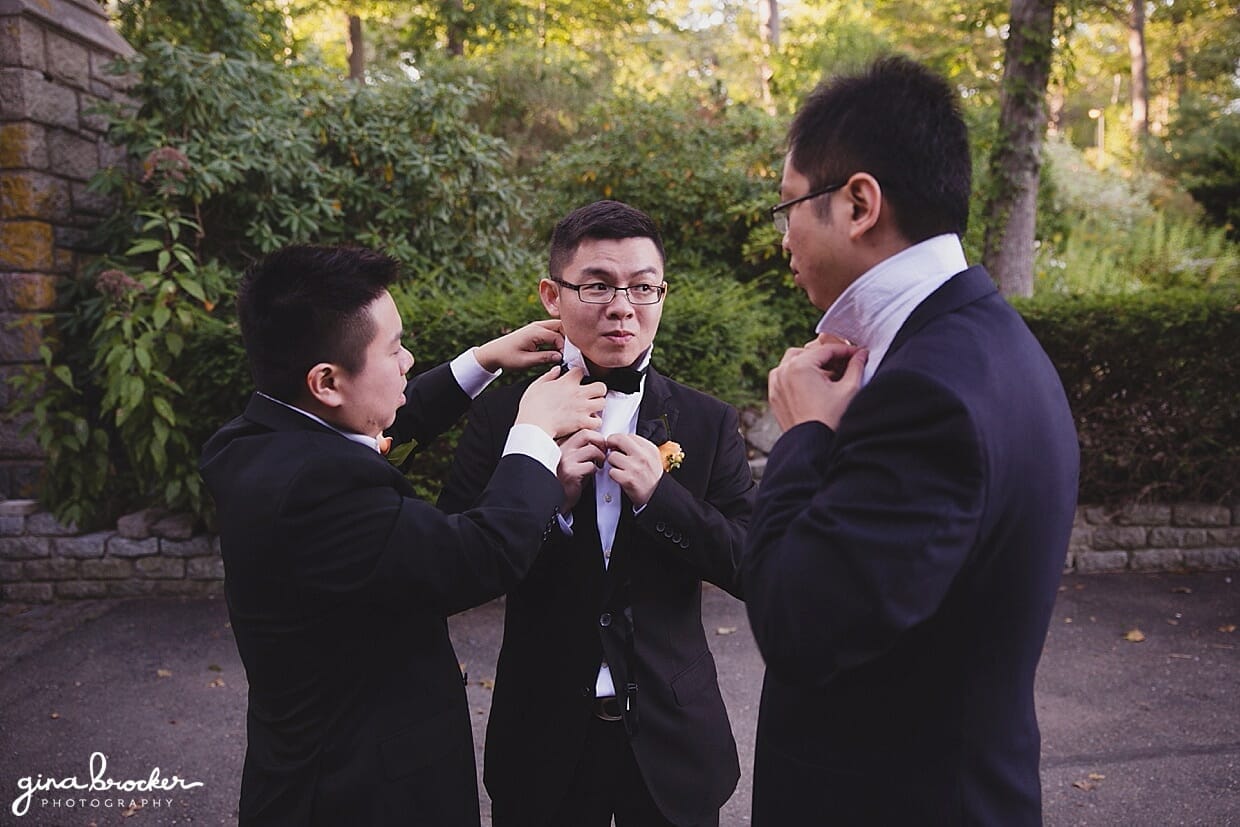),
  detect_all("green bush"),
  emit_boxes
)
[1017,288,1240,504]
[530,96,786,281]
[8,43,535,529]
